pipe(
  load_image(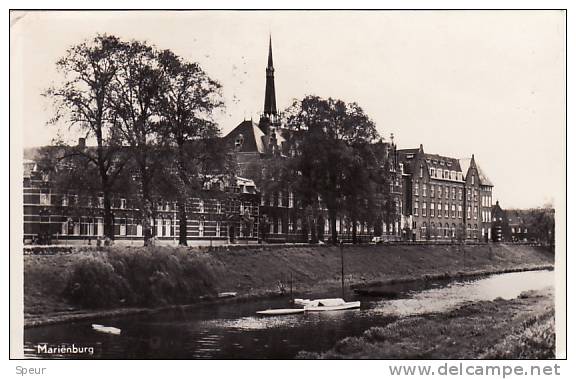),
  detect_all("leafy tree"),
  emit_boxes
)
[154,49,225,245]
[44,34,128,239]
[284,96,379,244]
